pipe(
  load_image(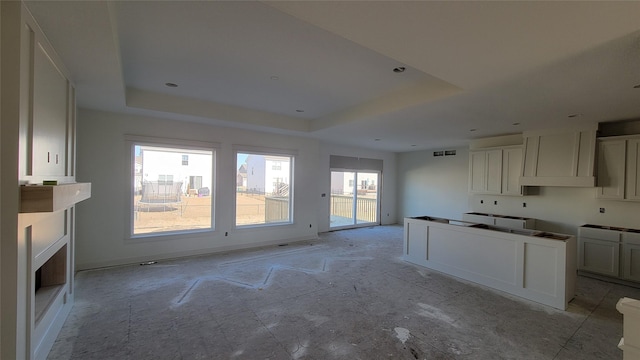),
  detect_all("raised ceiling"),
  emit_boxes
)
[24,1,640,152]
